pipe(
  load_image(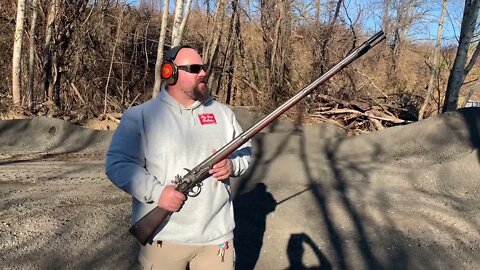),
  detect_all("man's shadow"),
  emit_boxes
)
[234,183,276,270]
[286,233,332,270]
